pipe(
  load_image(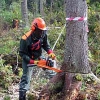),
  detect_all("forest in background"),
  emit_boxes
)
[0,0,100,100]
